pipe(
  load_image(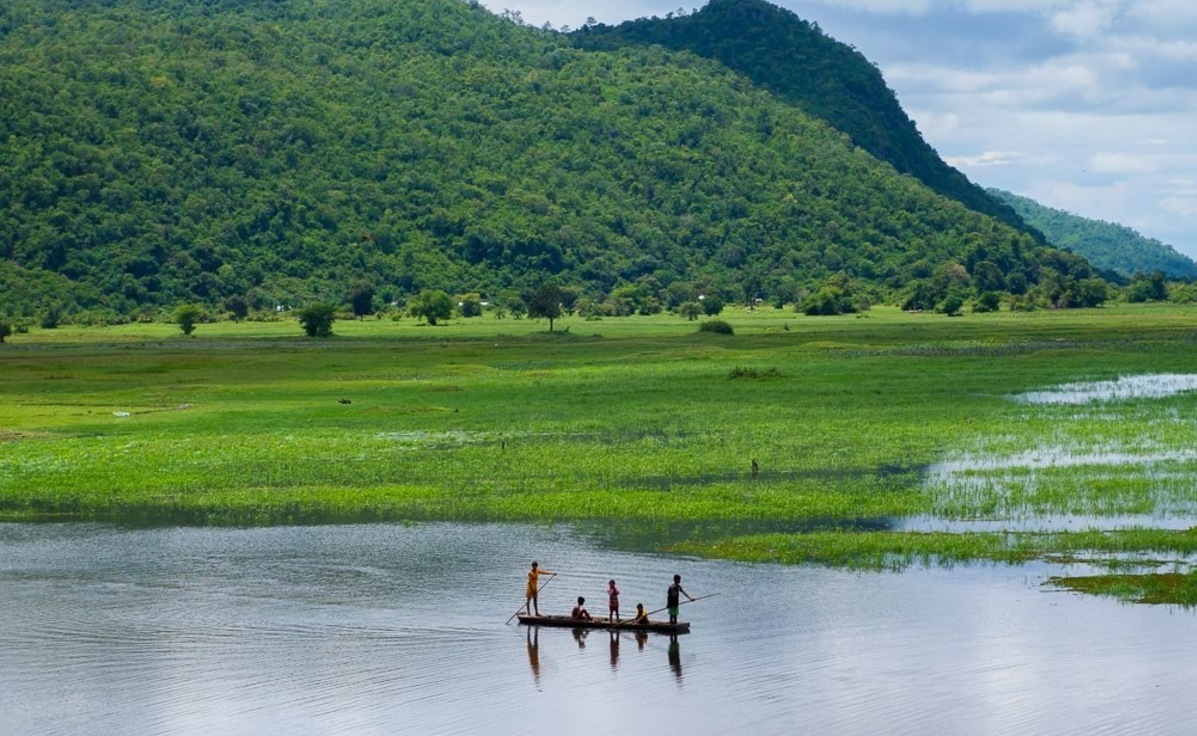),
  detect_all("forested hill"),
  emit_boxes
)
[1,0,1093,320]
[573,0,1038,240]
[990,189,1197,279]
